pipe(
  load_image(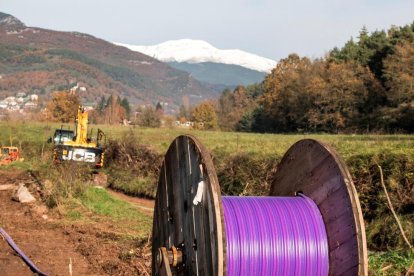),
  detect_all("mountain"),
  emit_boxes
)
[115,39,277,88]
[0,12,217,111]
[168,61,266,87]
